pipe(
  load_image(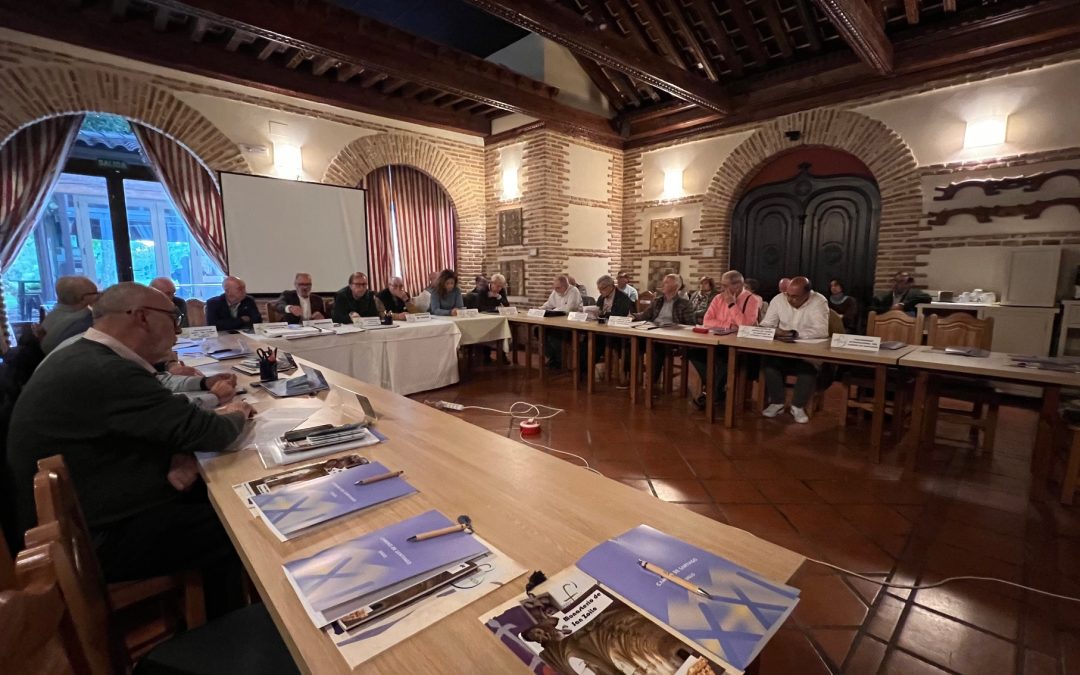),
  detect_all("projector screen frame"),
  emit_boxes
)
[218,170,369,295]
